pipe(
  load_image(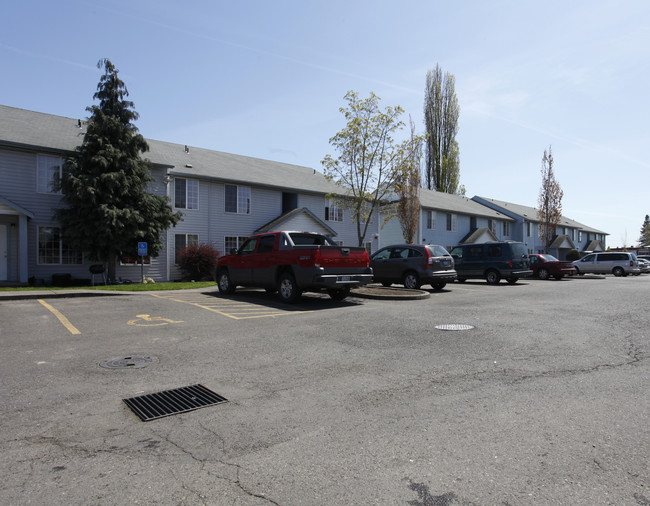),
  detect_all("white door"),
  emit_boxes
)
[0,224,7,280]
